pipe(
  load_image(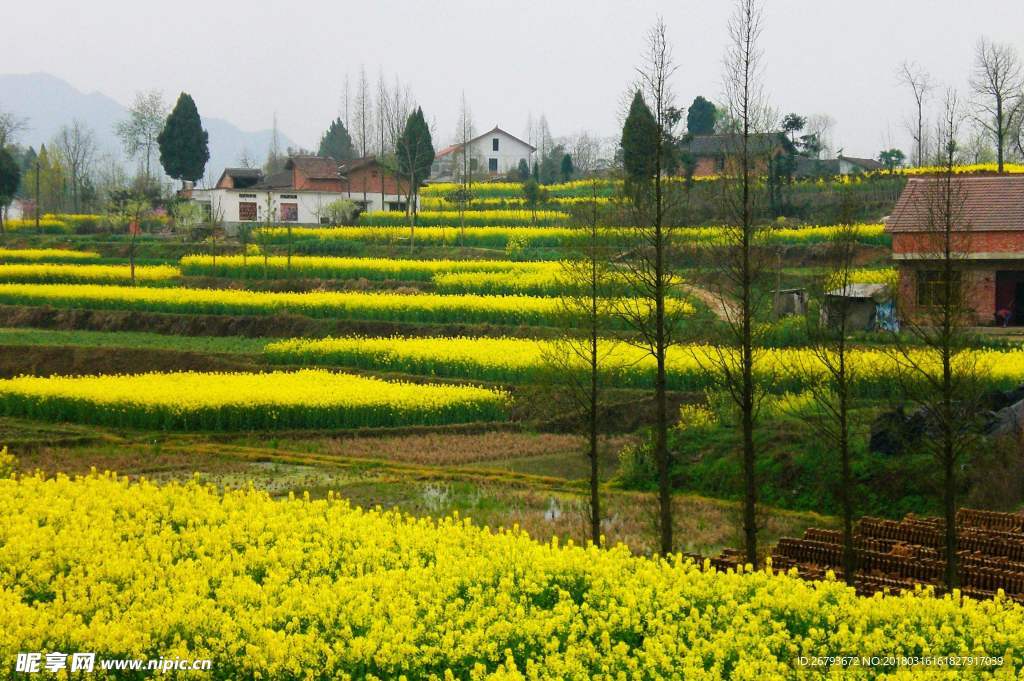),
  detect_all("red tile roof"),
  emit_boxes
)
[886,176,1024,233]
[435,144,463,159]
[286,156,341,179]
